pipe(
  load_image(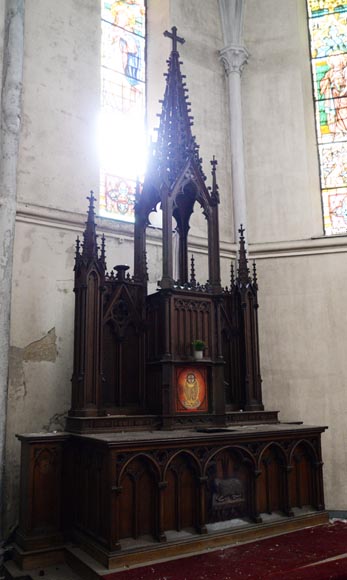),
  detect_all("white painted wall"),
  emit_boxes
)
[242,0,347,510]
[243,0,322,242]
